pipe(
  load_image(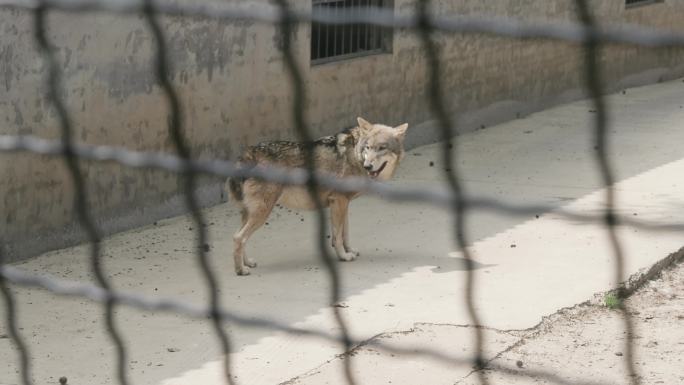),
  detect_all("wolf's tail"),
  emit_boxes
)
[228,177,244,202]
[227,154,257,204]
